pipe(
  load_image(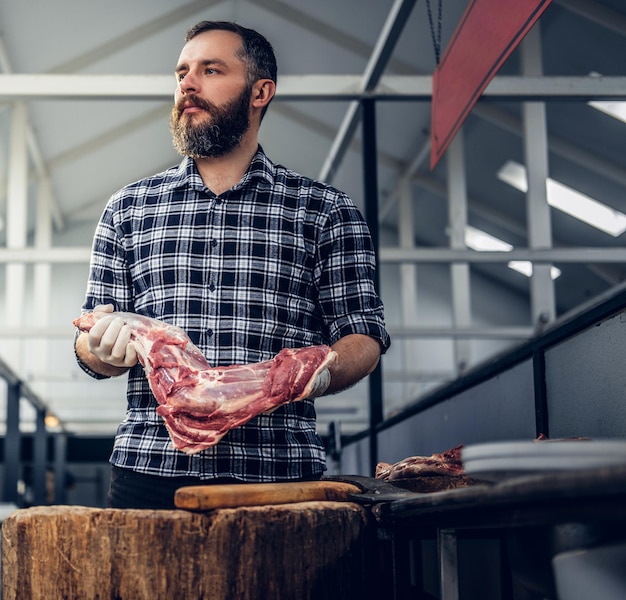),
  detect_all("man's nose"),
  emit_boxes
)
[178,73,199,94]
